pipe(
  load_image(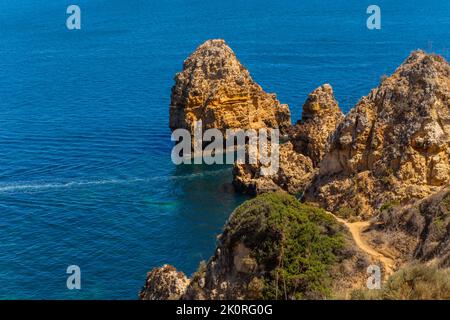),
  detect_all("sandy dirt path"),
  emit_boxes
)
[330,213,395,276]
